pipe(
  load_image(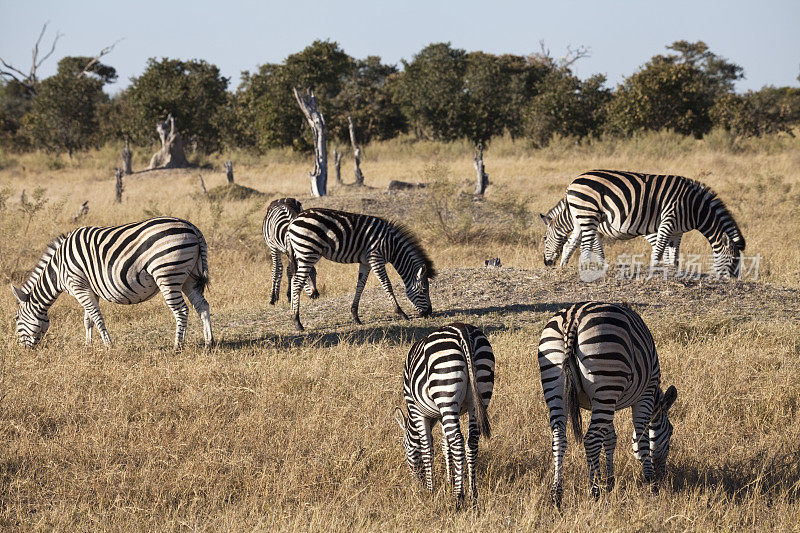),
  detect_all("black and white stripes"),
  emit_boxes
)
[537,302,677,506]
[286,208,435,331]
[540,170,746,278]
[11,217,213,349]
[262,198,318,305]
[394,323,494,504]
